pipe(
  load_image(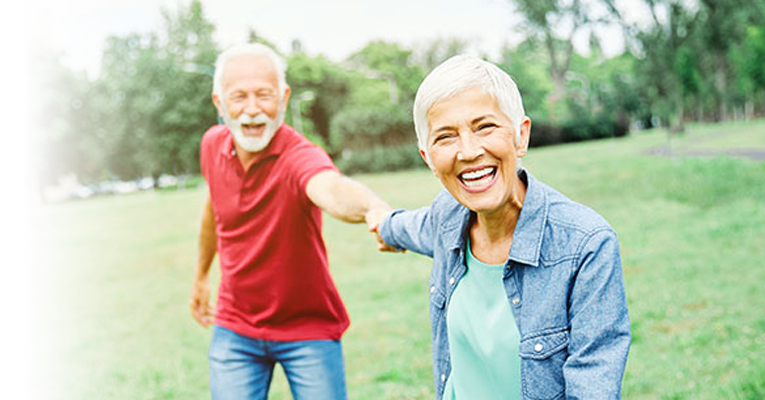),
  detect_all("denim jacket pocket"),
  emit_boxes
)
[519,328,569,400]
